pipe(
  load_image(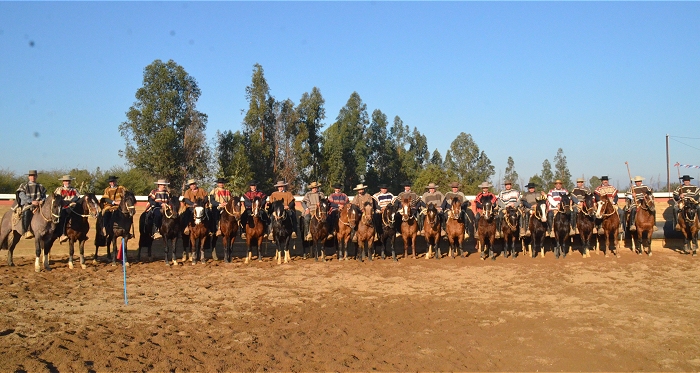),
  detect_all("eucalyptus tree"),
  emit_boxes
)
[444,132,494,194]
